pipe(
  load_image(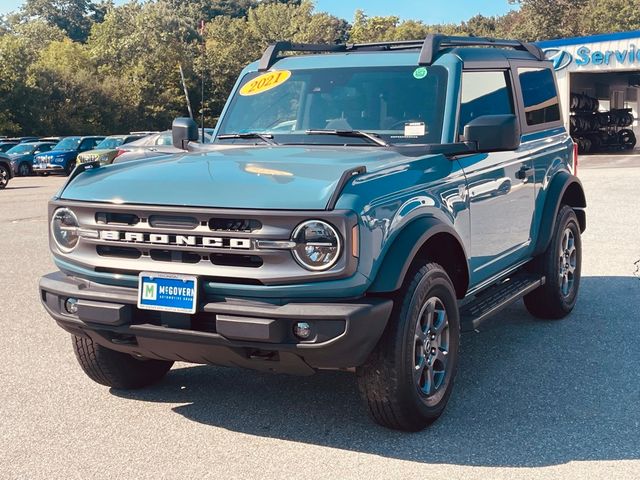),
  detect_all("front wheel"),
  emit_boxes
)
[0,164,9,189]
[72,335,174,389]
[524,205,582,319]
[357,263,460,431]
